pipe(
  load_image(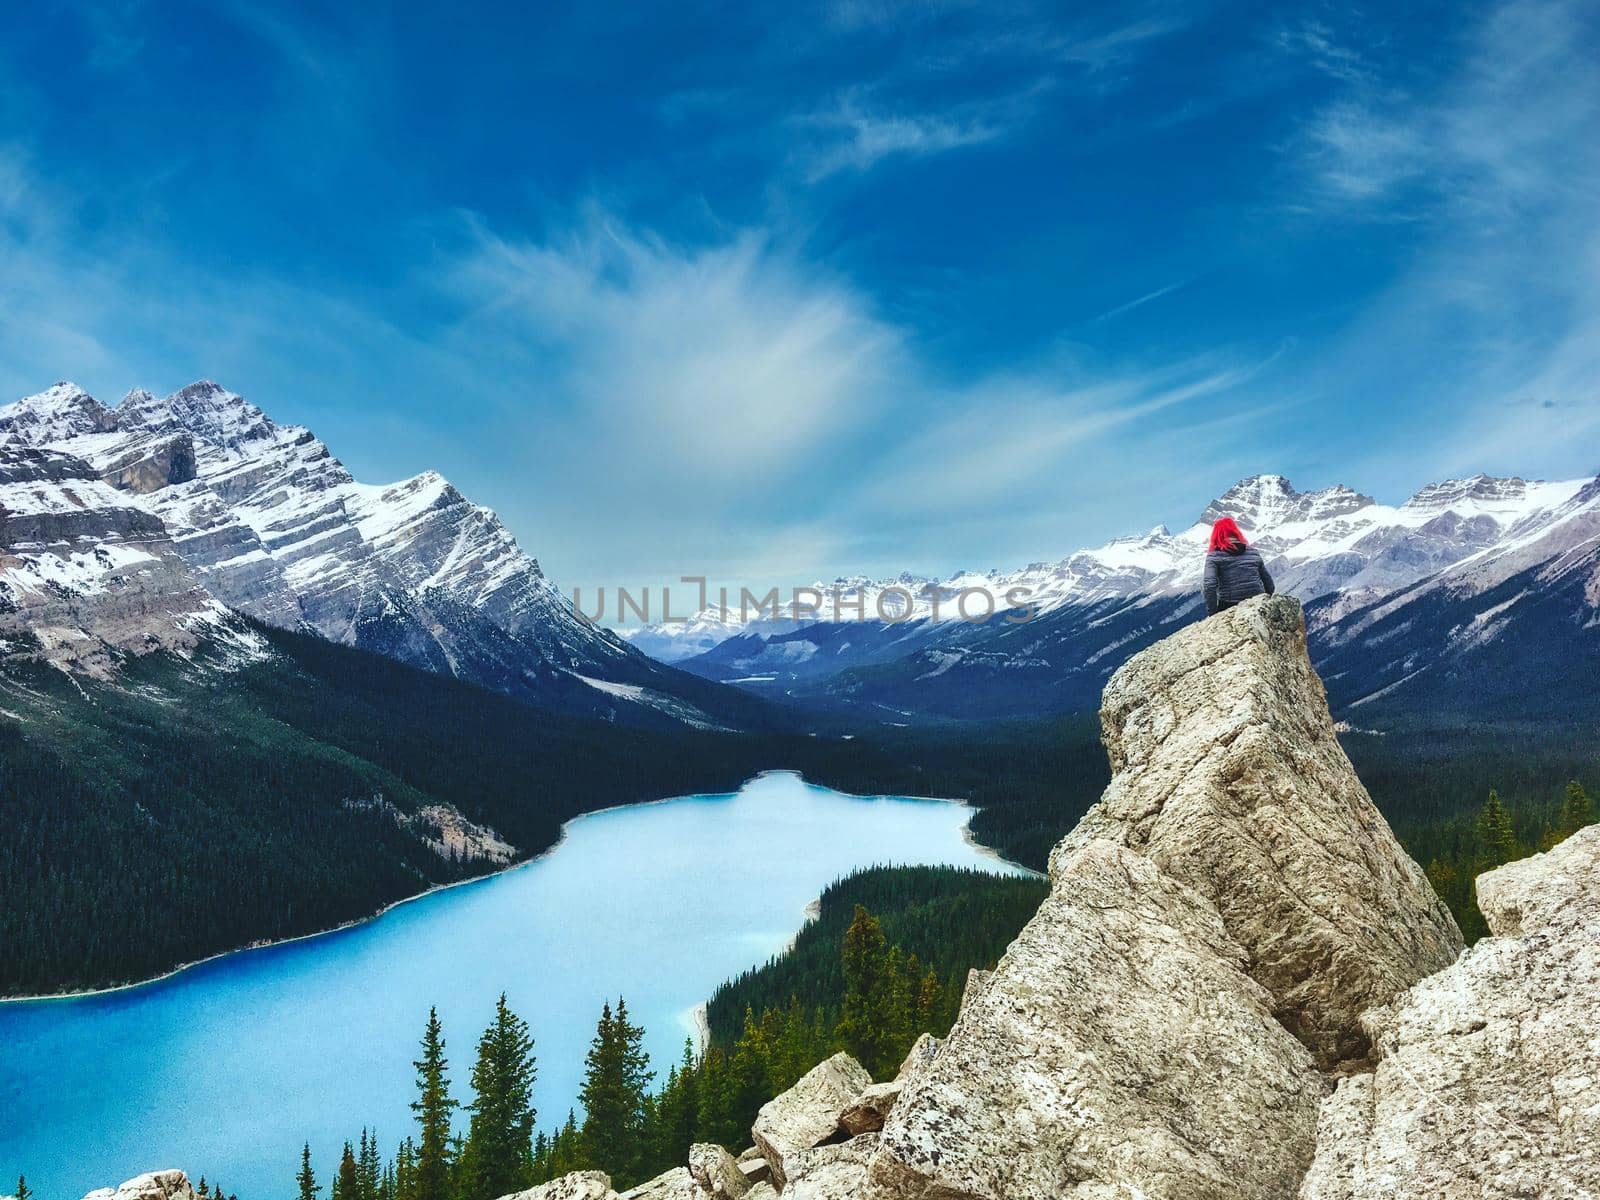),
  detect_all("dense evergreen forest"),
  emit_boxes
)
[292,864,1043,1198]
[703,866,1047,1045]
